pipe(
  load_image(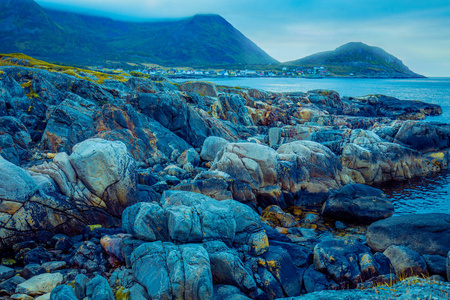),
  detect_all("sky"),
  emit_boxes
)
[35,0,450,77]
